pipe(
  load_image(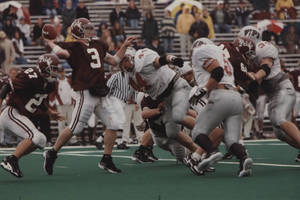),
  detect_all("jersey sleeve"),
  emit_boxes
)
[57,41,80,57]
[134,48,159,72]
[193,45,223,70]
[256,41,278,64]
